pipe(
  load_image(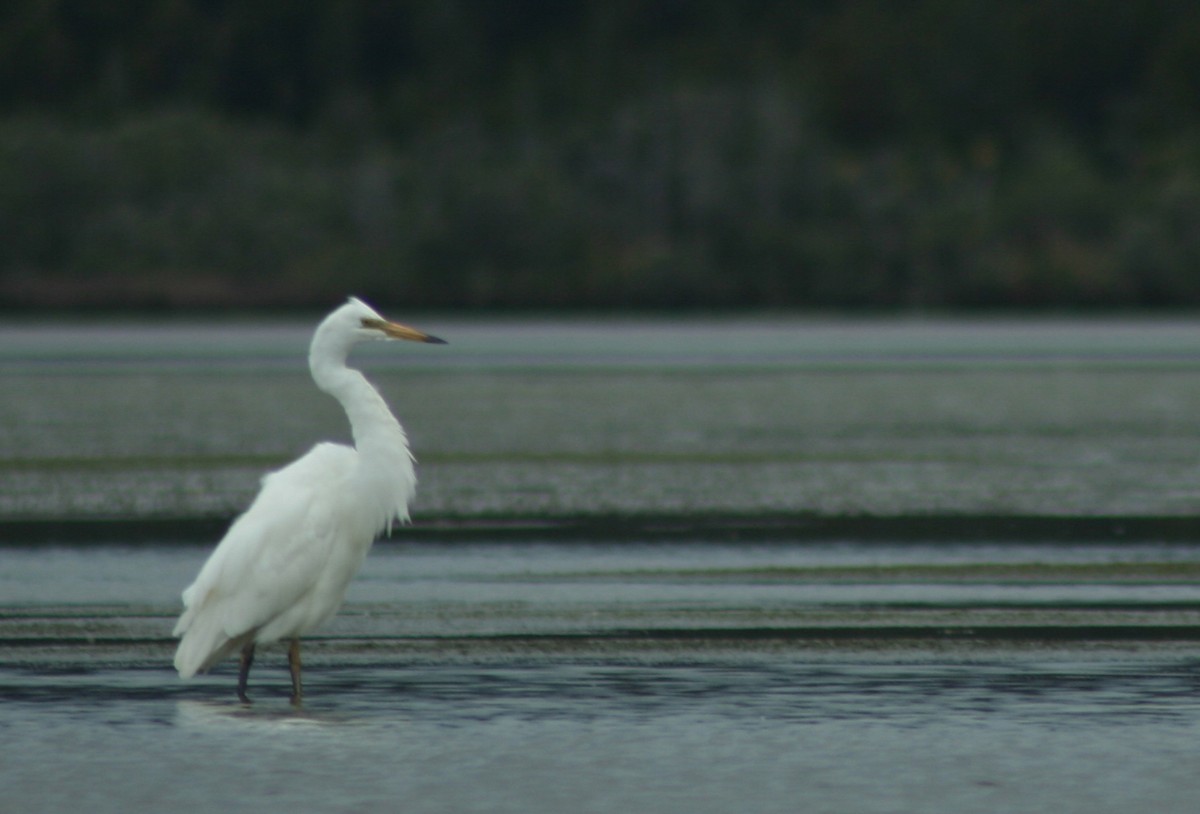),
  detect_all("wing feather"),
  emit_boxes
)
[173,443,357,677]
